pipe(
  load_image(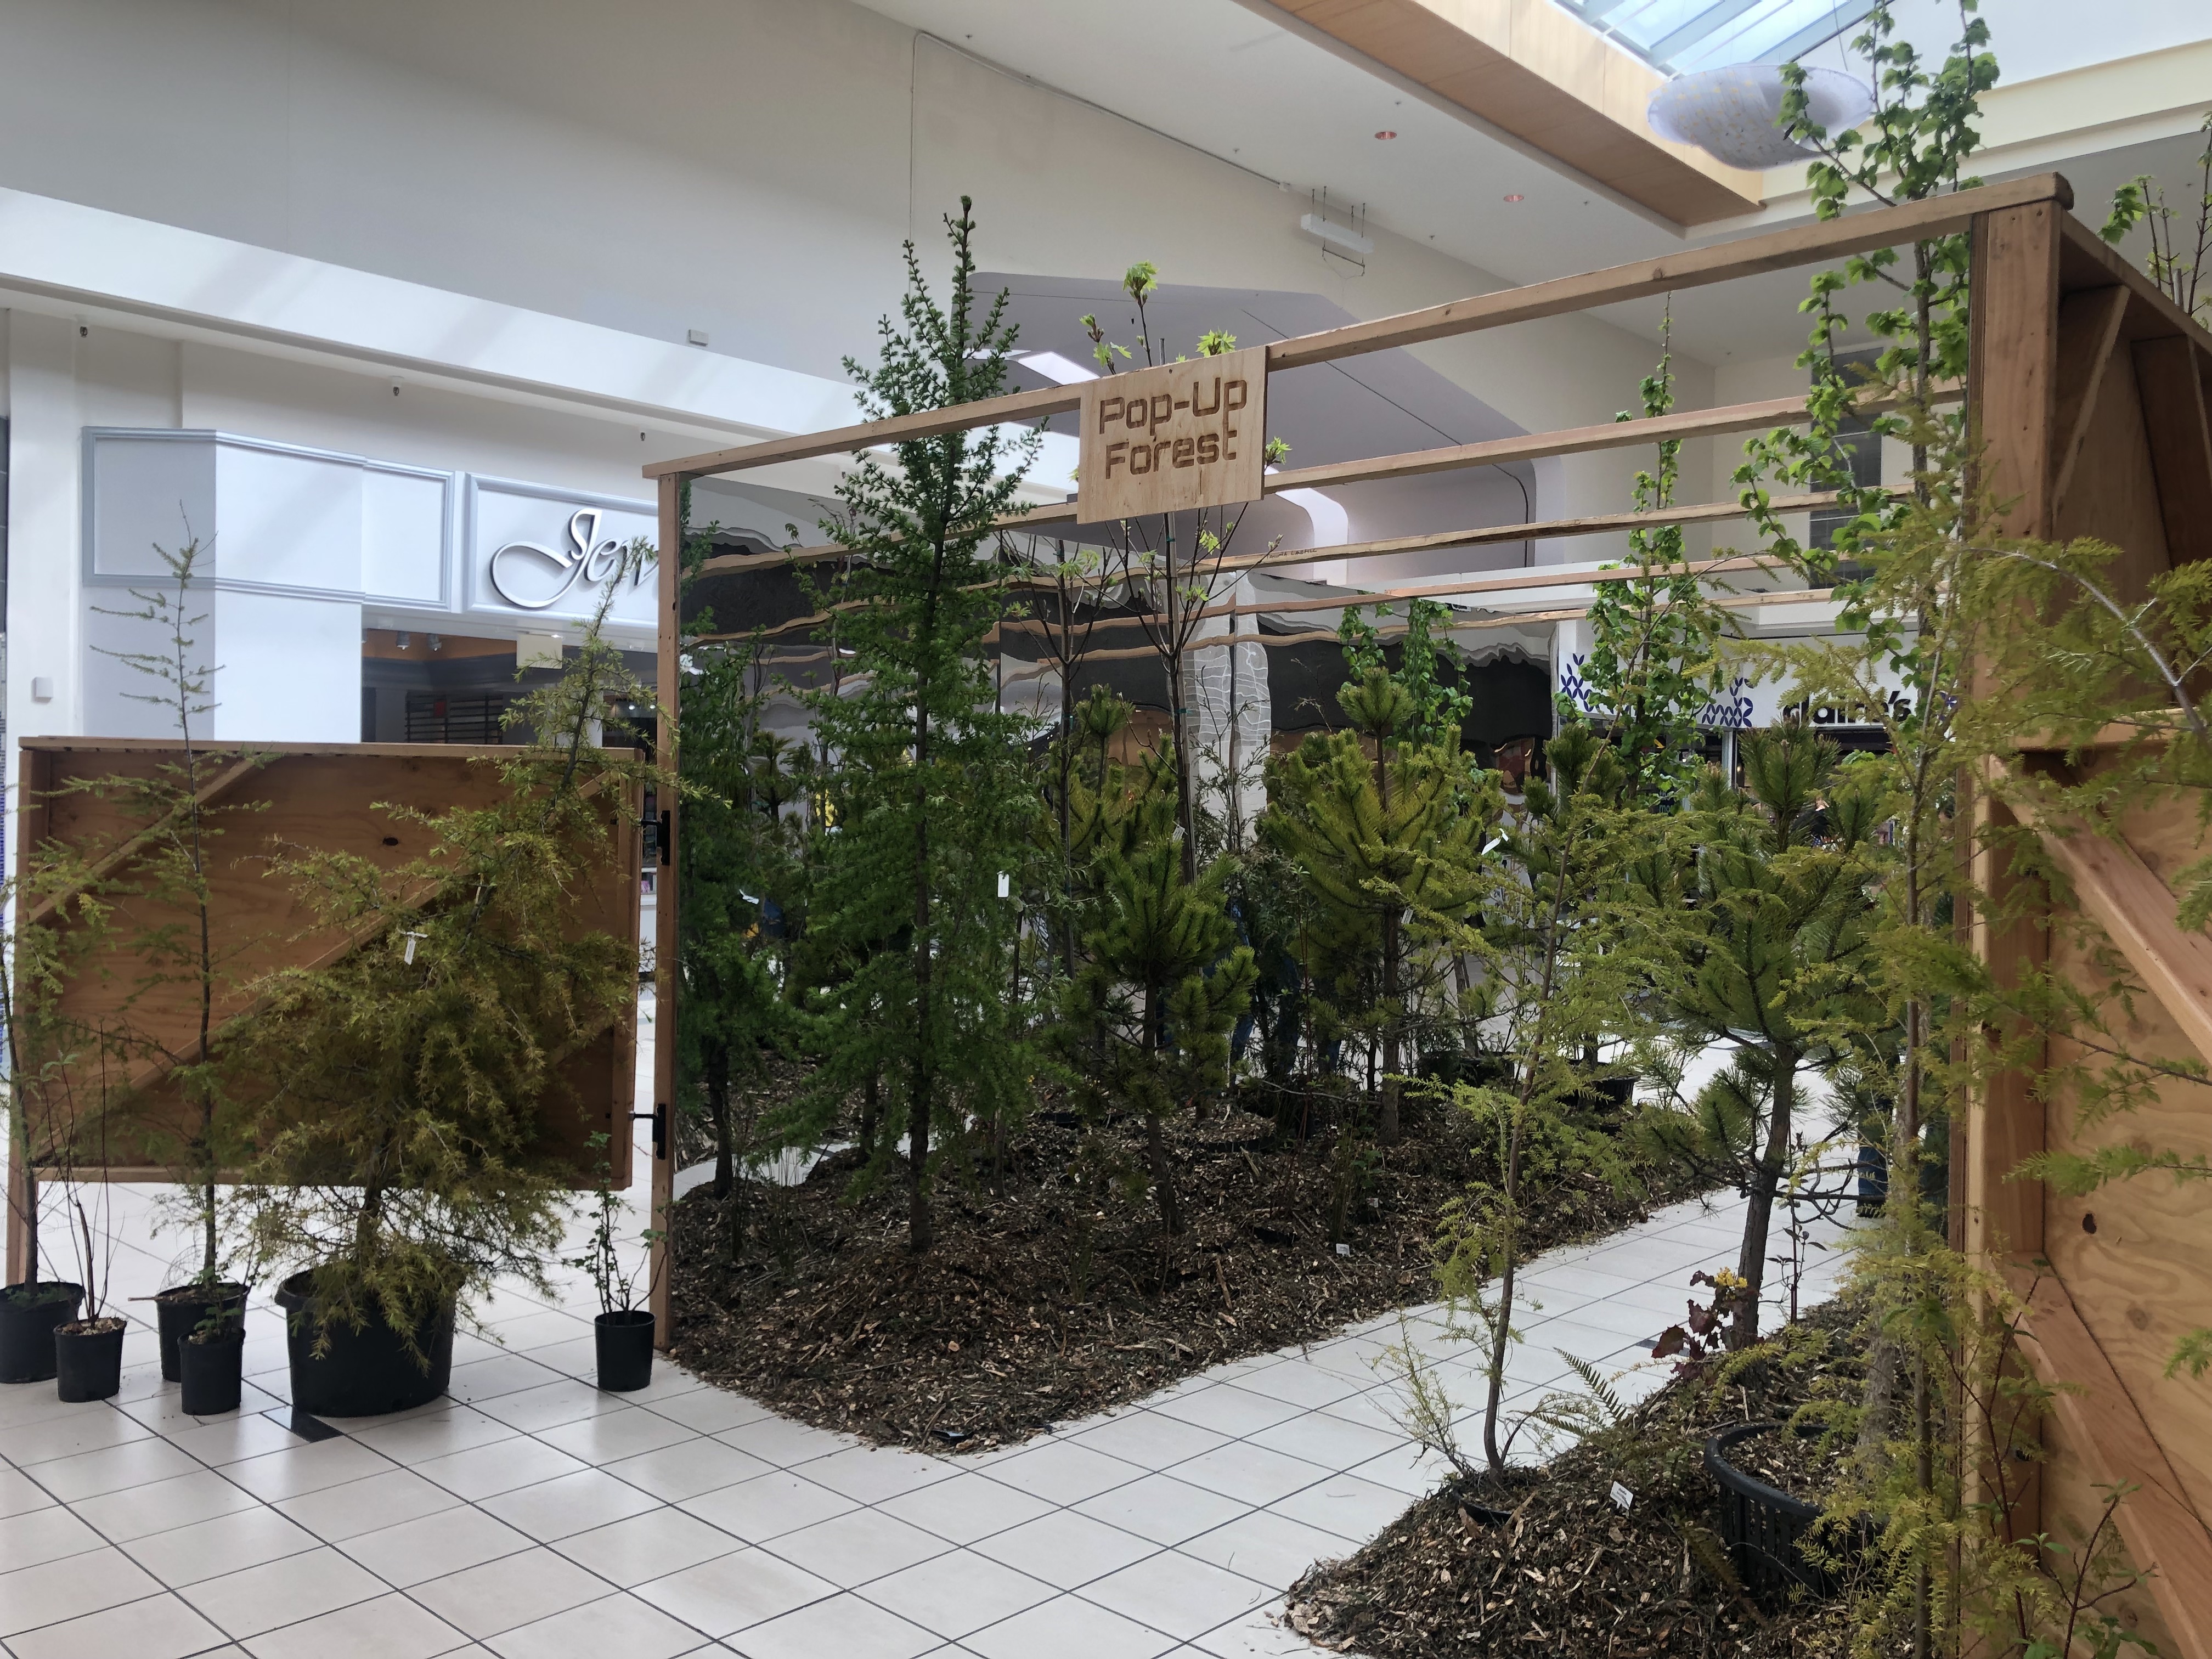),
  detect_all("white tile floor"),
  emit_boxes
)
[1,996,1852,1657]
